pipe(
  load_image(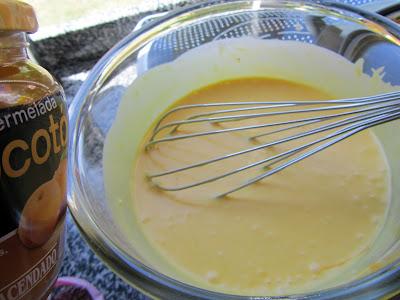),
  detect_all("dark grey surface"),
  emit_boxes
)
[58,213,149,300]
[30,1,198,78]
